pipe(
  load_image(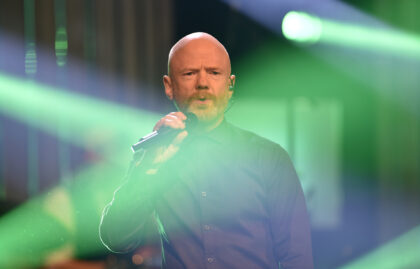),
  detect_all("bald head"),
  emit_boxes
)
[162,32,235,128]
[167,32,231,76]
